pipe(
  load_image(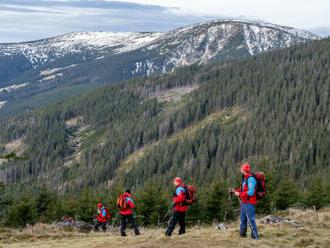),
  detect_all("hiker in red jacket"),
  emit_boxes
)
[94,203,109,232]
[165,177,187,236]
[117,190,140,236]
[232,163,259,239]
